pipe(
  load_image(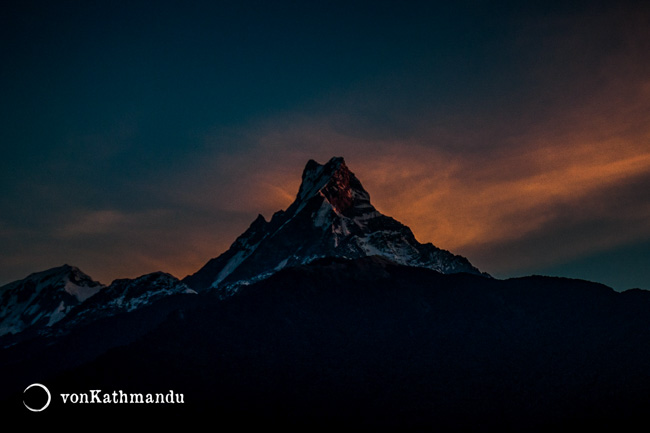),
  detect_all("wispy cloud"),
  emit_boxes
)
[210,68,650,276]
[54,209,130,238]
